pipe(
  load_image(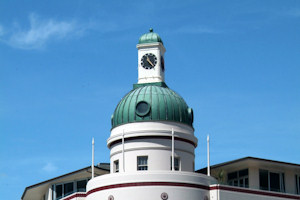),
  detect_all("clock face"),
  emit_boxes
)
[141,53,157,69]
